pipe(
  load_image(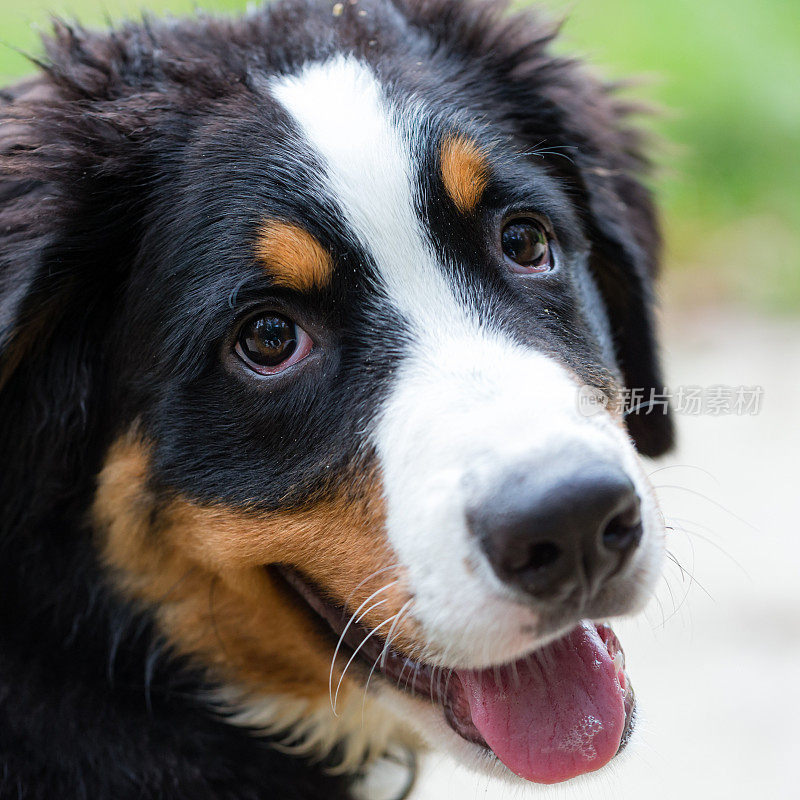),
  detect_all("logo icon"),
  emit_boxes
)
[577,385,608,417]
